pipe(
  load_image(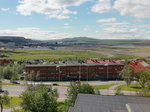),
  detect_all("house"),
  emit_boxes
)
[69,94,150,112]
[128,60,150,73]
[0,59,14,65]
